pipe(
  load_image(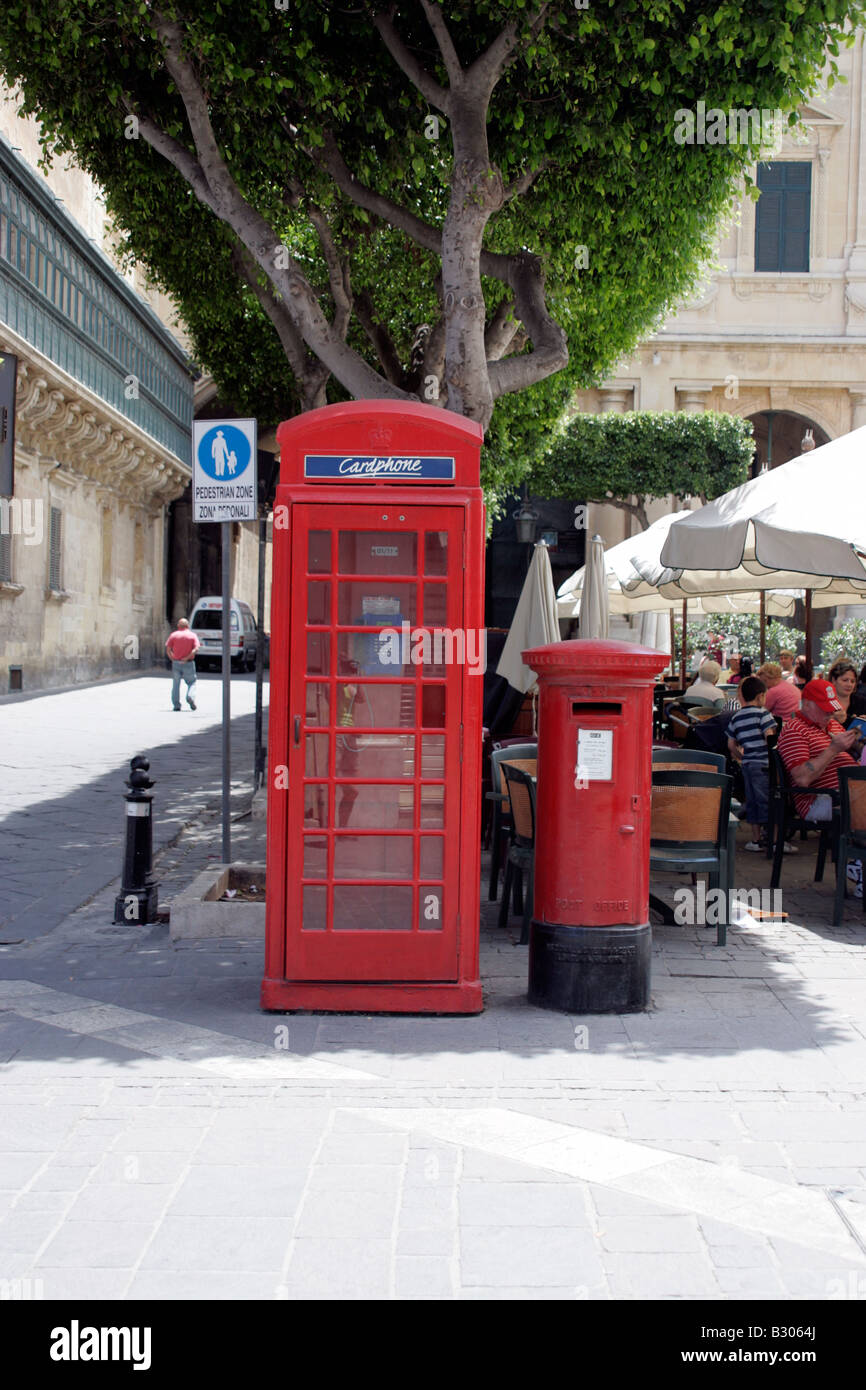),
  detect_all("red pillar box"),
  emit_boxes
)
[262,401,485,1014]
[522,639,668,1013]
